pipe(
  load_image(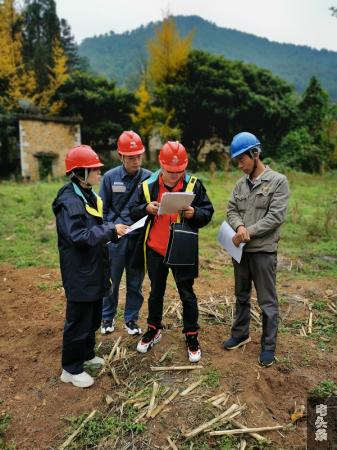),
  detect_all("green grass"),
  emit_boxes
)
[310,380,337,398]
[1,171,337,277]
